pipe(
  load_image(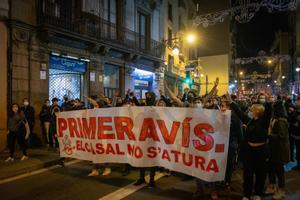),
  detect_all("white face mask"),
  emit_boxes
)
[248,111,253,118]
[24,102,29,106]
[194,103,203,108]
